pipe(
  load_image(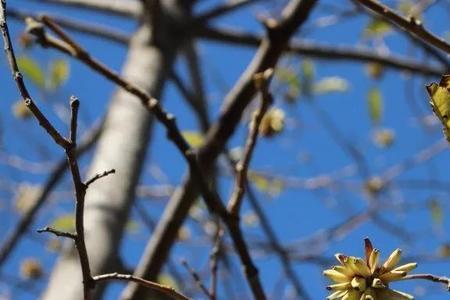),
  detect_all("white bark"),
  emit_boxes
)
[40,8,181,299]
